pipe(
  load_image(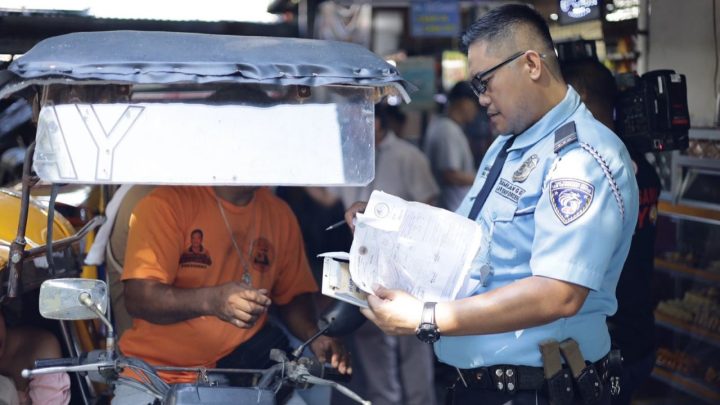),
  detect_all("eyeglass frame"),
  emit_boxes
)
[469,50,546,96]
